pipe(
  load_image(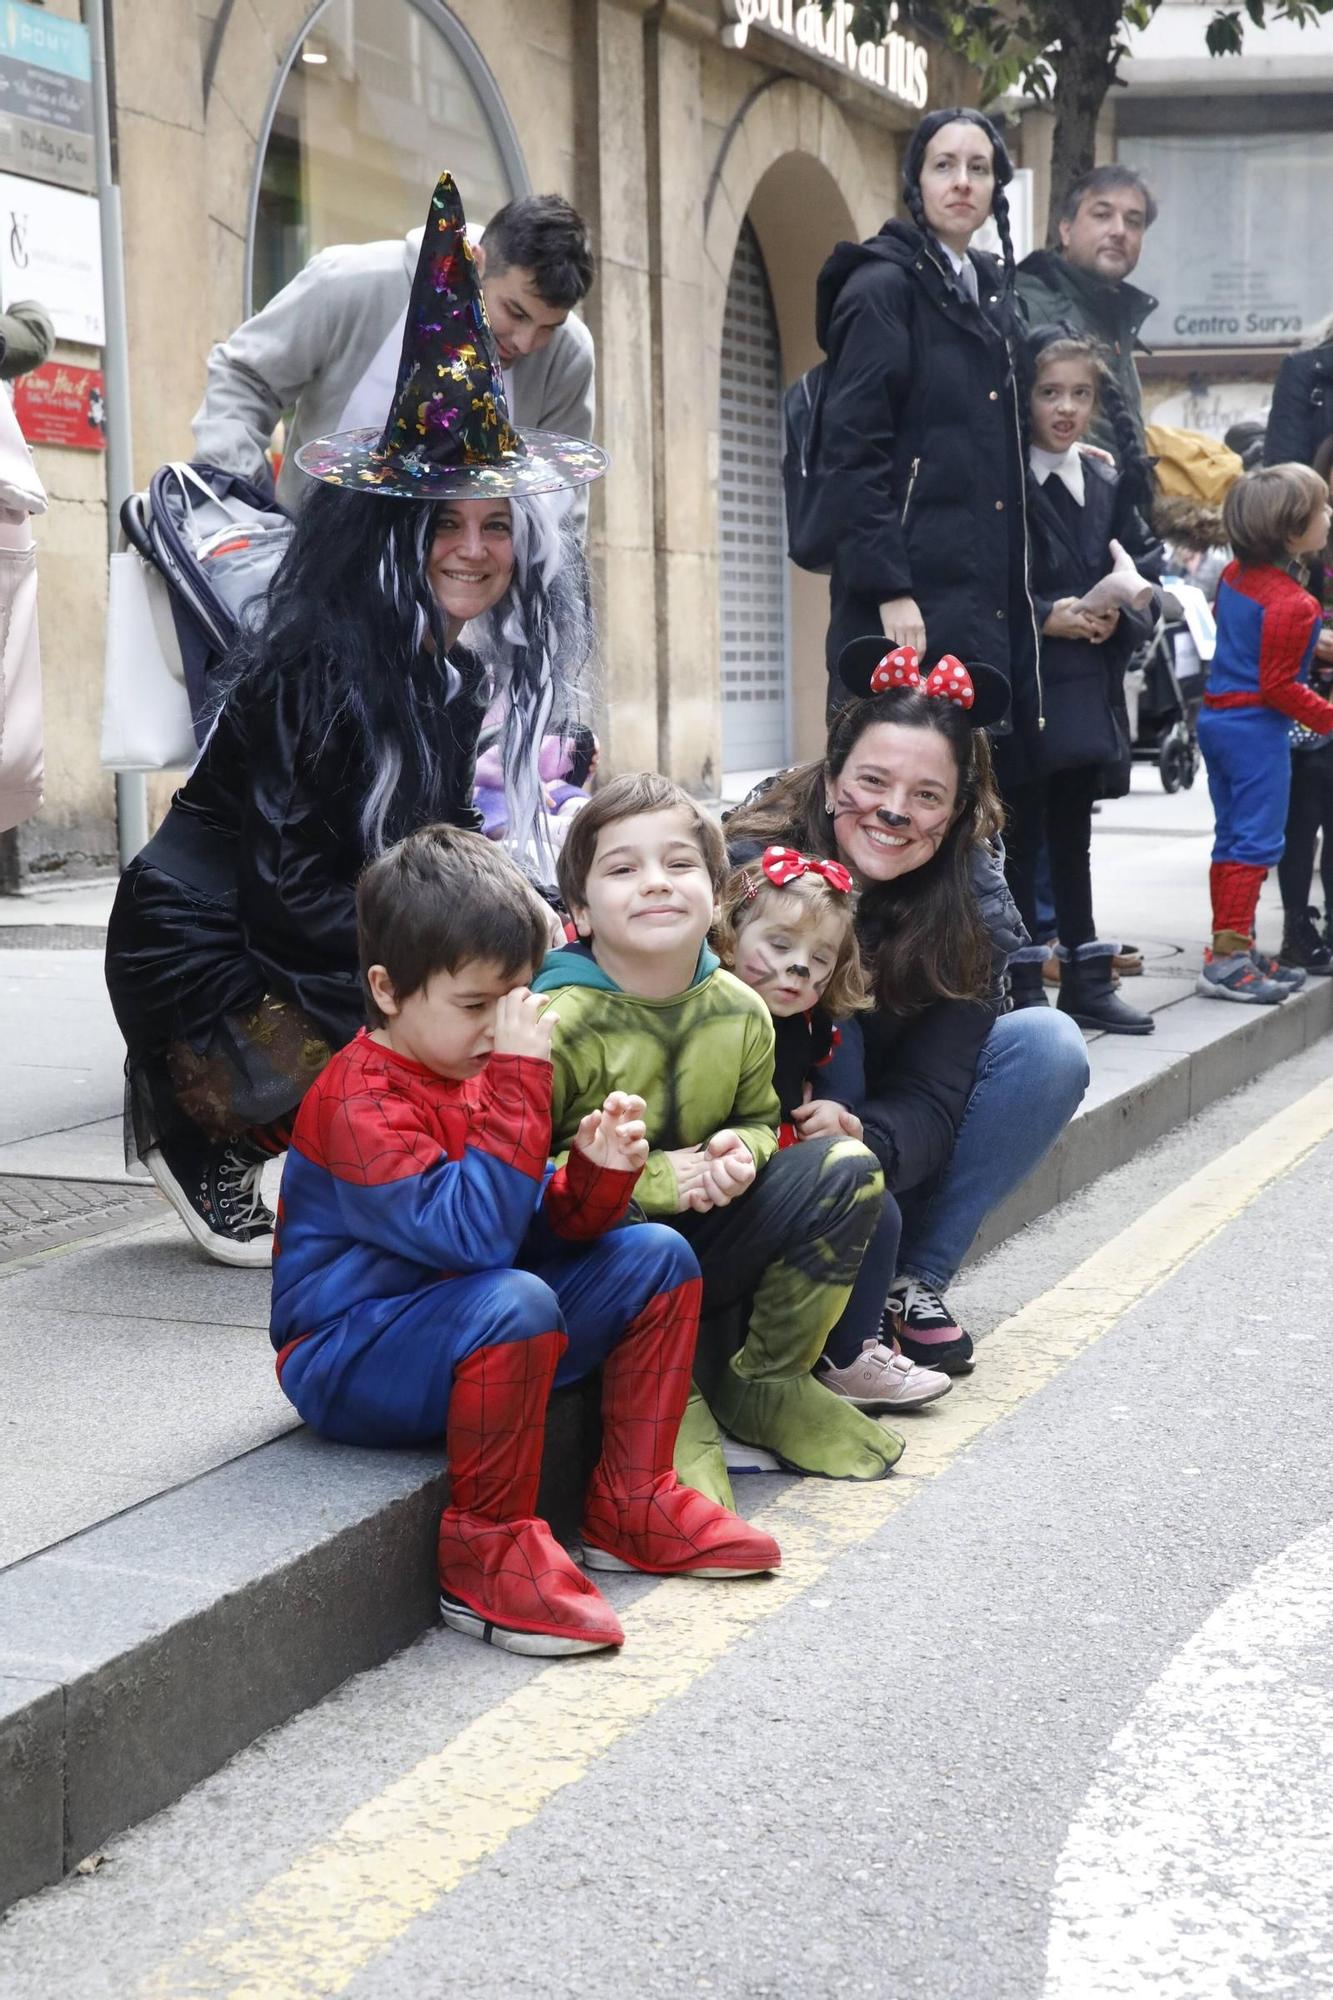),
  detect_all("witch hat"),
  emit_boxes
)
[295,172,607,500]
